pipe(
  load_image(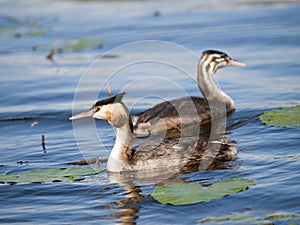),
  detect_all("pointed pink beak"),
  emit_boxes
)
[228,59,247,67]
[69,109,94,120]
